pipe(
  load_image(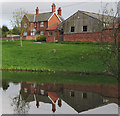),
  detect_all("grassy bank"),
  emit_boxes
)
[2,40,106,73]
[2,71,117,84]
